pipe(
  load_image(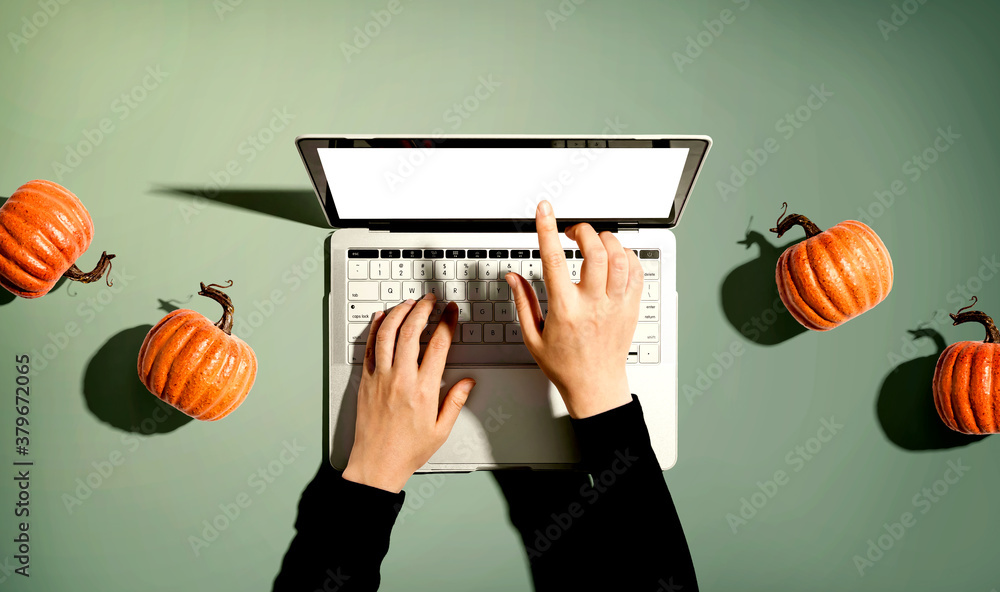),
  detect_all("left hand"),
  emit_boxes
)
[342,293,477,493]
